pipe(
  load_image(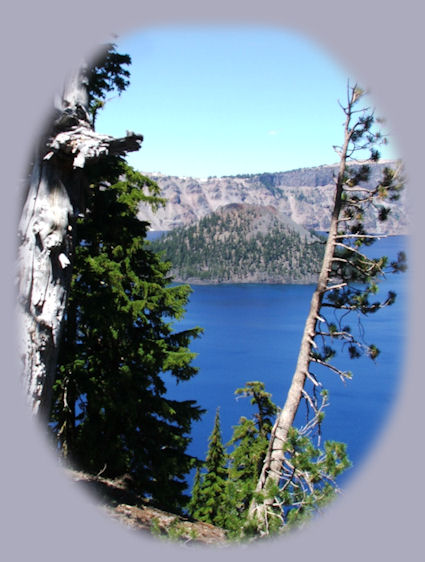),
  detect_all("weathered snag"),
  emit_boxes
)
[17,64,143,420]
